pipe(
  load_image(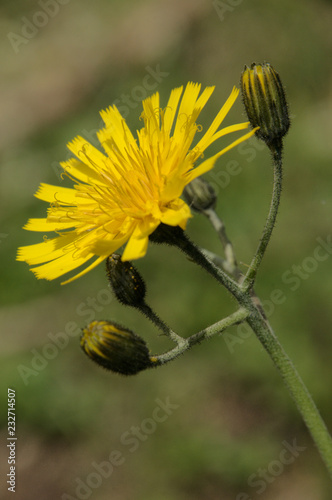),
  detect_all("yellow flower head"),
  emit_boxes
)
[17,82,255,284]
